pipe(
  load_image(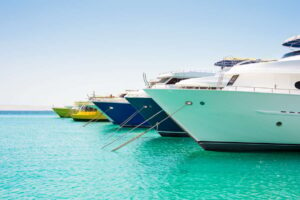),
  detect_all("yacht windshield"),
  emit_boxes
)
[166,78,186,85]
[81,106,97,112]
[282,50,300,58]
[157,77,170,83]
[119,93,127,98]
